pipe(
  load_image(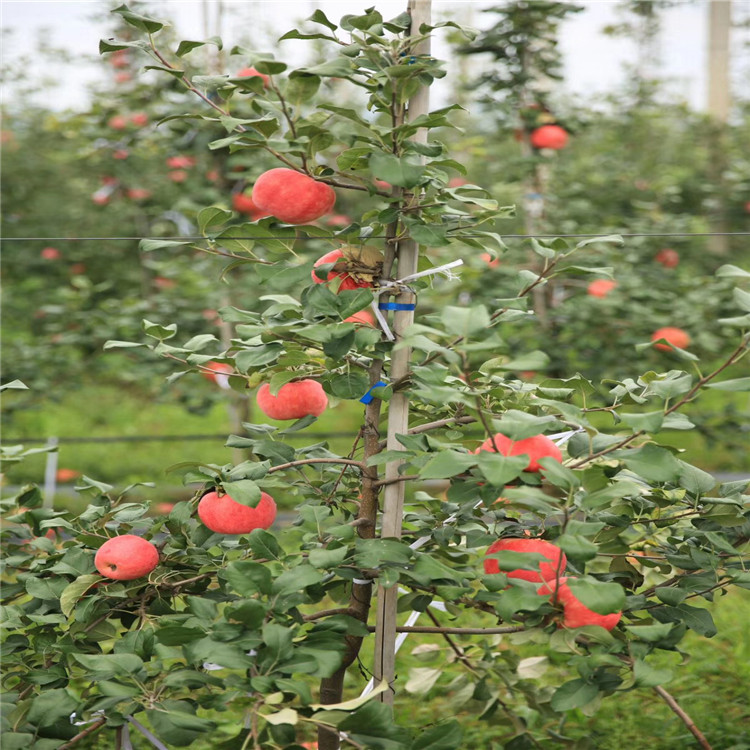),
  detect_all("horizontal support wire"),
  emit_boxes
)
[3,232,750,242]
[3,432,372,445]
